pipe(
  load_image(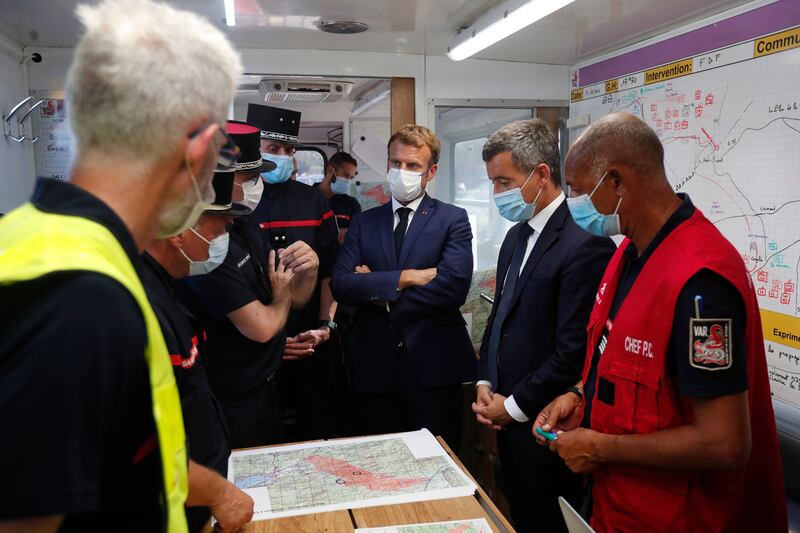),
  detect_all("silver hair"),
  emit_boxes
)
[66,0,242,165]
[482,119,561,185]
